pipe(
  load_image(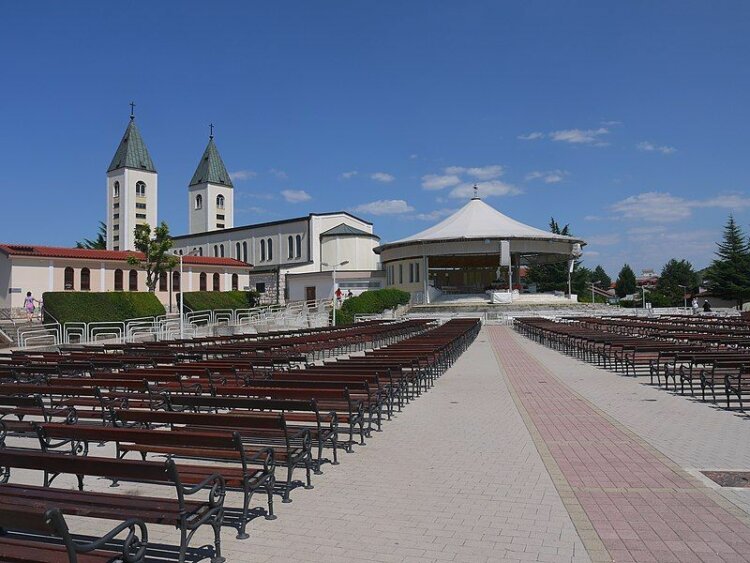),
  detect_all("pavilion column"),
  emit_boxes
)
[423,255,429,304]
